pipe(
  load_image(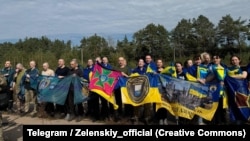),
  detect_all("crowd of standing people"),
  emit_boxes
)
[0,52,250,126]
